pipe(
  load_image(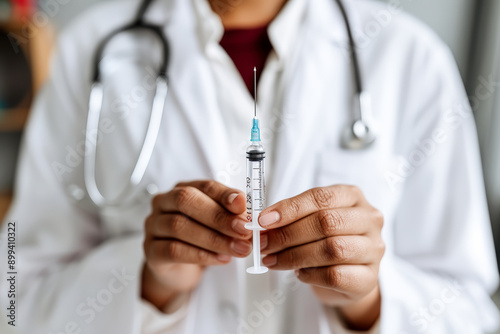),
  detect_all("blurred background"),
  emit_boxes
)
[0,0,499,323]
